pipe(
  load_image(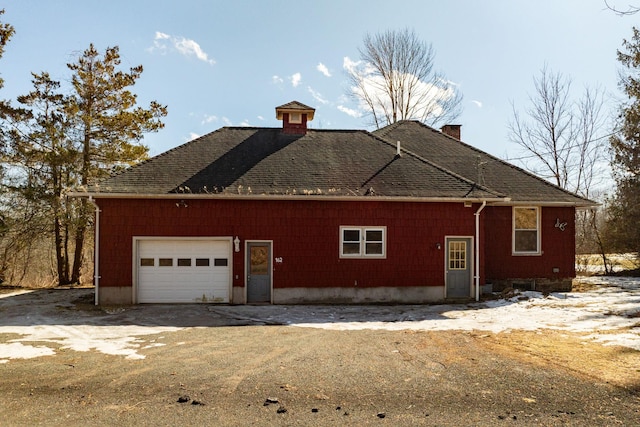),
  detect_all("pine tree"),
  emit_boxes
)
[65,44,168,283]
[4,44,167,285]
[609,27,640,254]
